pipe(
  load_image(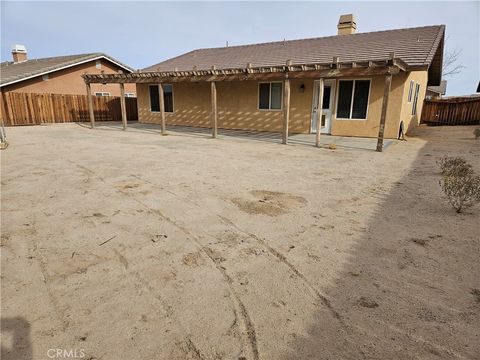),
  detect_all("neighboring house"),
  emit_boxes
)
[85,14,445,139]
[0,45,136,97]
[426,80,447,99]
